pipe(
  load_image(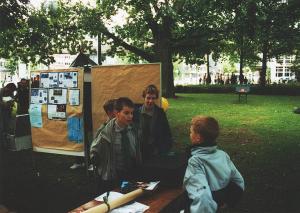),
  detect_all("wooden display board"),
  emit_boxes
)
[30,68,84,154]
[91,63,161,134]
